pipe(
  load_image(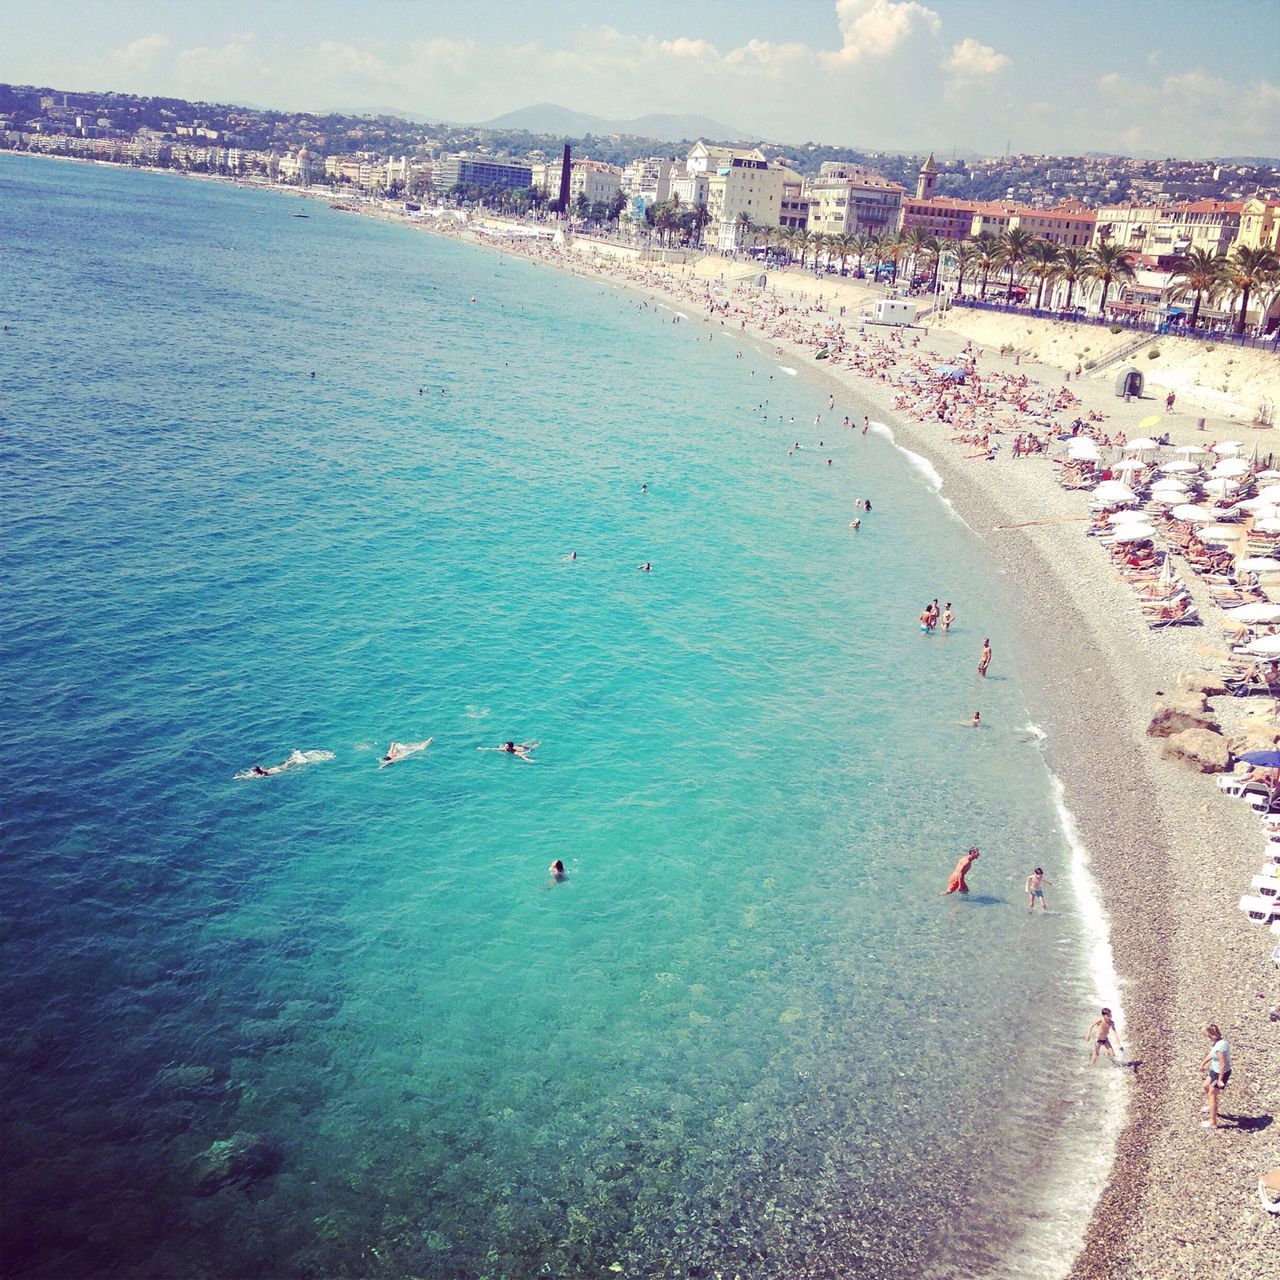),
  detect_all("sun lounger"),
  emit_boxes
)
[1260,1168,1280,1214]
[1238,894,1280,923]
[1250,874,1280,898]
